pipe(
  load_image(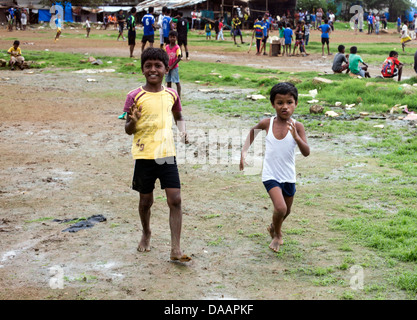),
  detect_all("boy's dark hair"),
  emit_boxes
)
[258,15,262,21]
[178,11,183,17]
[148,7,153,14]
[338,44,345,53]
[13,40,20,46]
[162,6,168,14]
[350,46,357,54]
[389,50,398,57]
[131,7,136,14]
[286,22,291,28]
[169,30,178,38]
[141,47,169,70]
[324,19,328,24]
[270,82,298,104]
